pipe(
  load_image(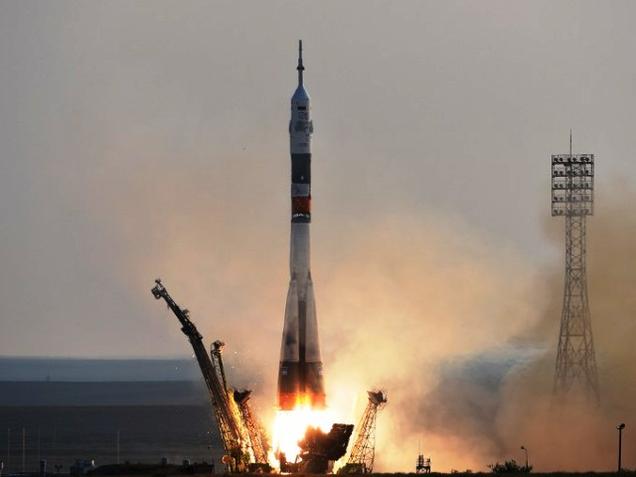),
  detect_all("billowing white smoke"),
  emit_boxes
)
[90,154,636,472]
